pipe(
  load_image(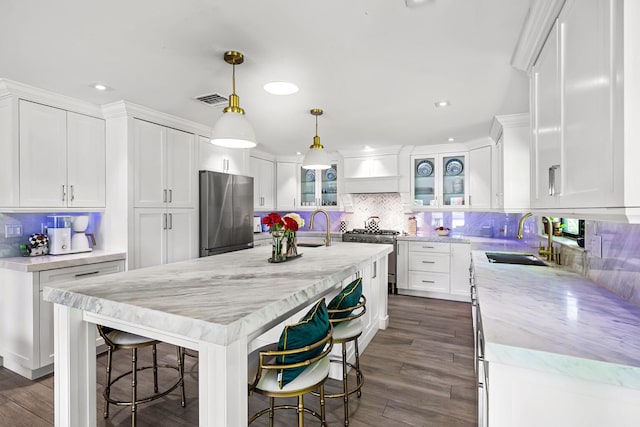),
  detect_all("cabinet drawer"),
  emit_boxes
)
[409,271,449,292]
[39,260,125,285]
[409,241,450,253]
[409,252,450,273]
